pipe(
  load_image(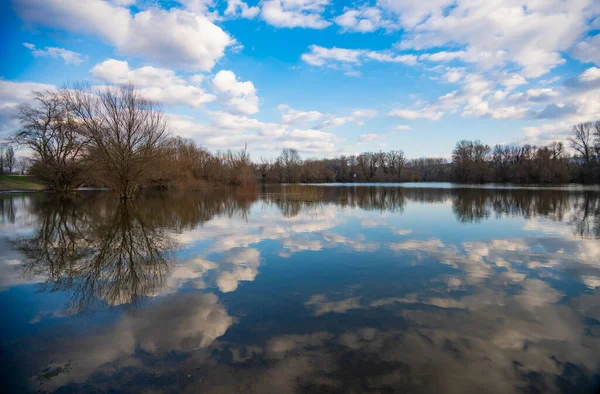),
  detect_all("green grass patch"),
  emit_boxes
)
[0,175,46,191]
